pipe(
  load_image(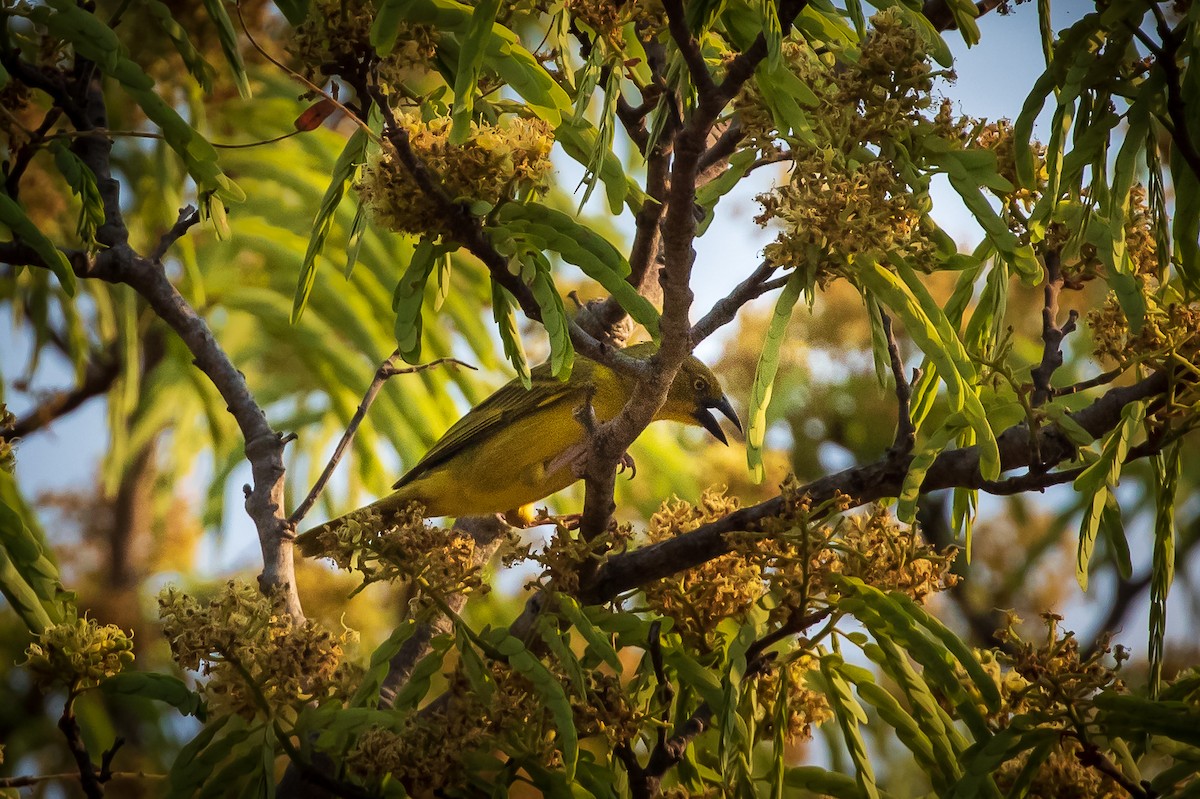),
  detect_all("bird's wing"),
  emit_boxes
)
[392,360,593,489]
